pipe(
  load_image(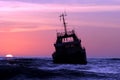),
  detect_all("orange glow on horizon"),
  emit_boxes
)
[0,31,55,57]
